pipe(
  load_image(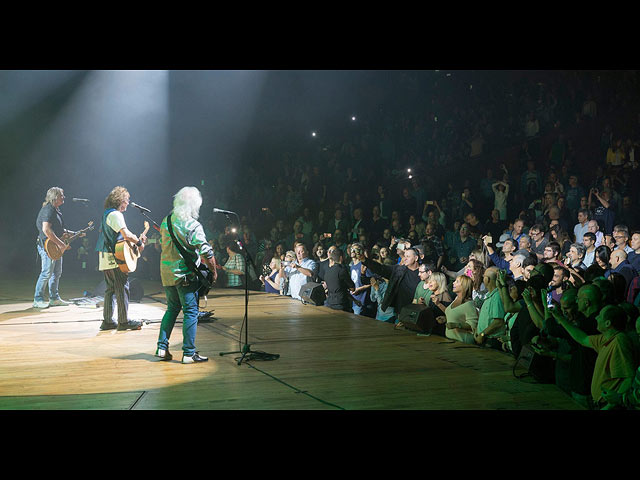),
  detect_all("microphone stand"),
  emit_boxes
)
[132,206,161,233]
[218,212,279,365]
